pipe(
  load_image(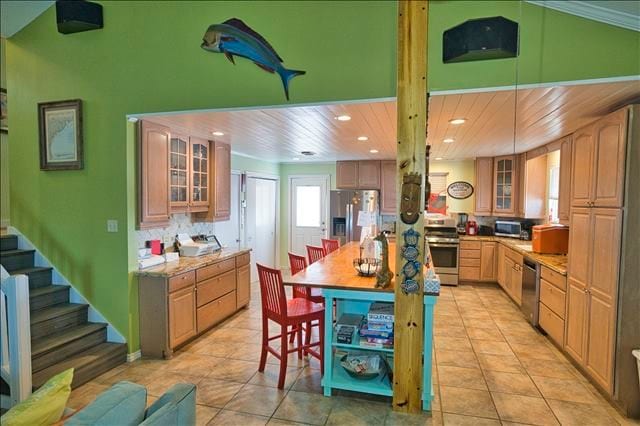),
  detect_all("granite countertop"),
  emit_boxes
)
[459,235,568,275]
[135,247,251,278]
